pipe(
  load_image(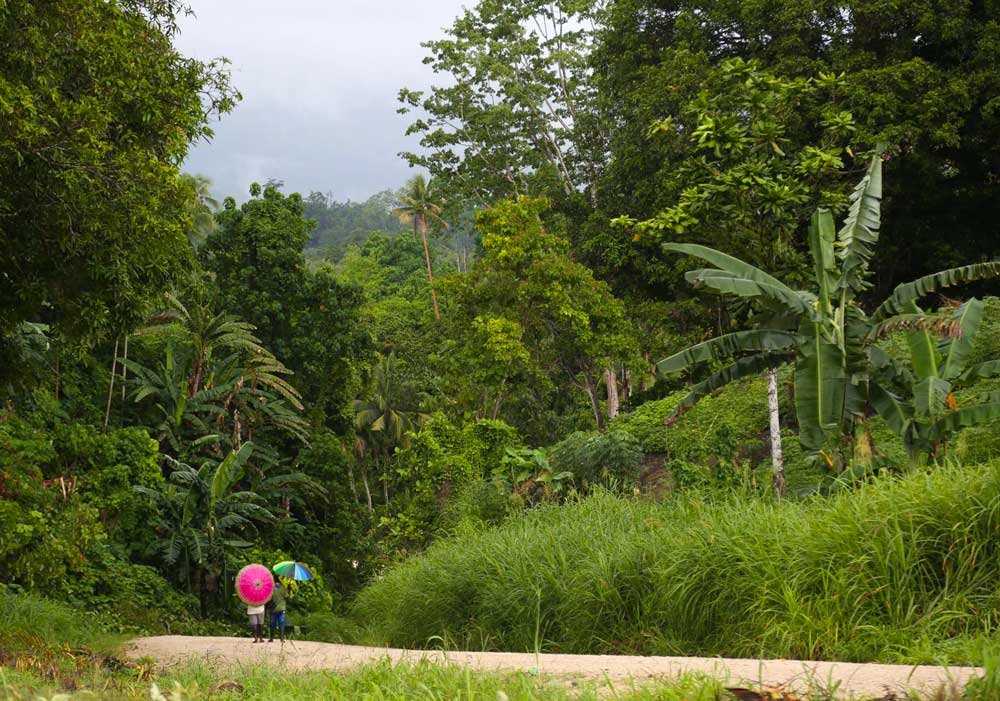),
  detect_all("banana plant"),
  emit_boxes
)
[869,298,1000,460]
[659,154,1000,465]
